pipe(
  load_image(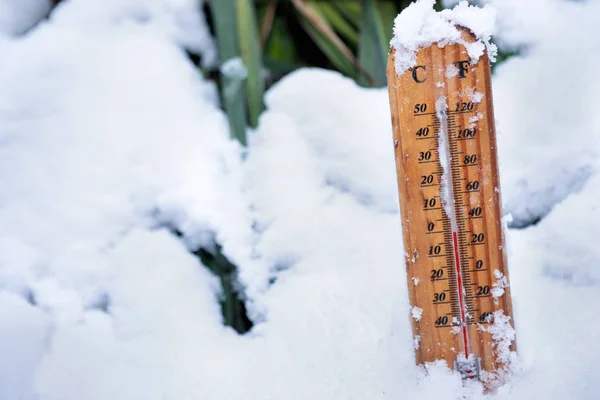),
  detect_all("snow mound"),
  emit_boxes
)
[53,0,216,65]
[260,68,399,213]
[0,2,249,398]
[534,172,600,285]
